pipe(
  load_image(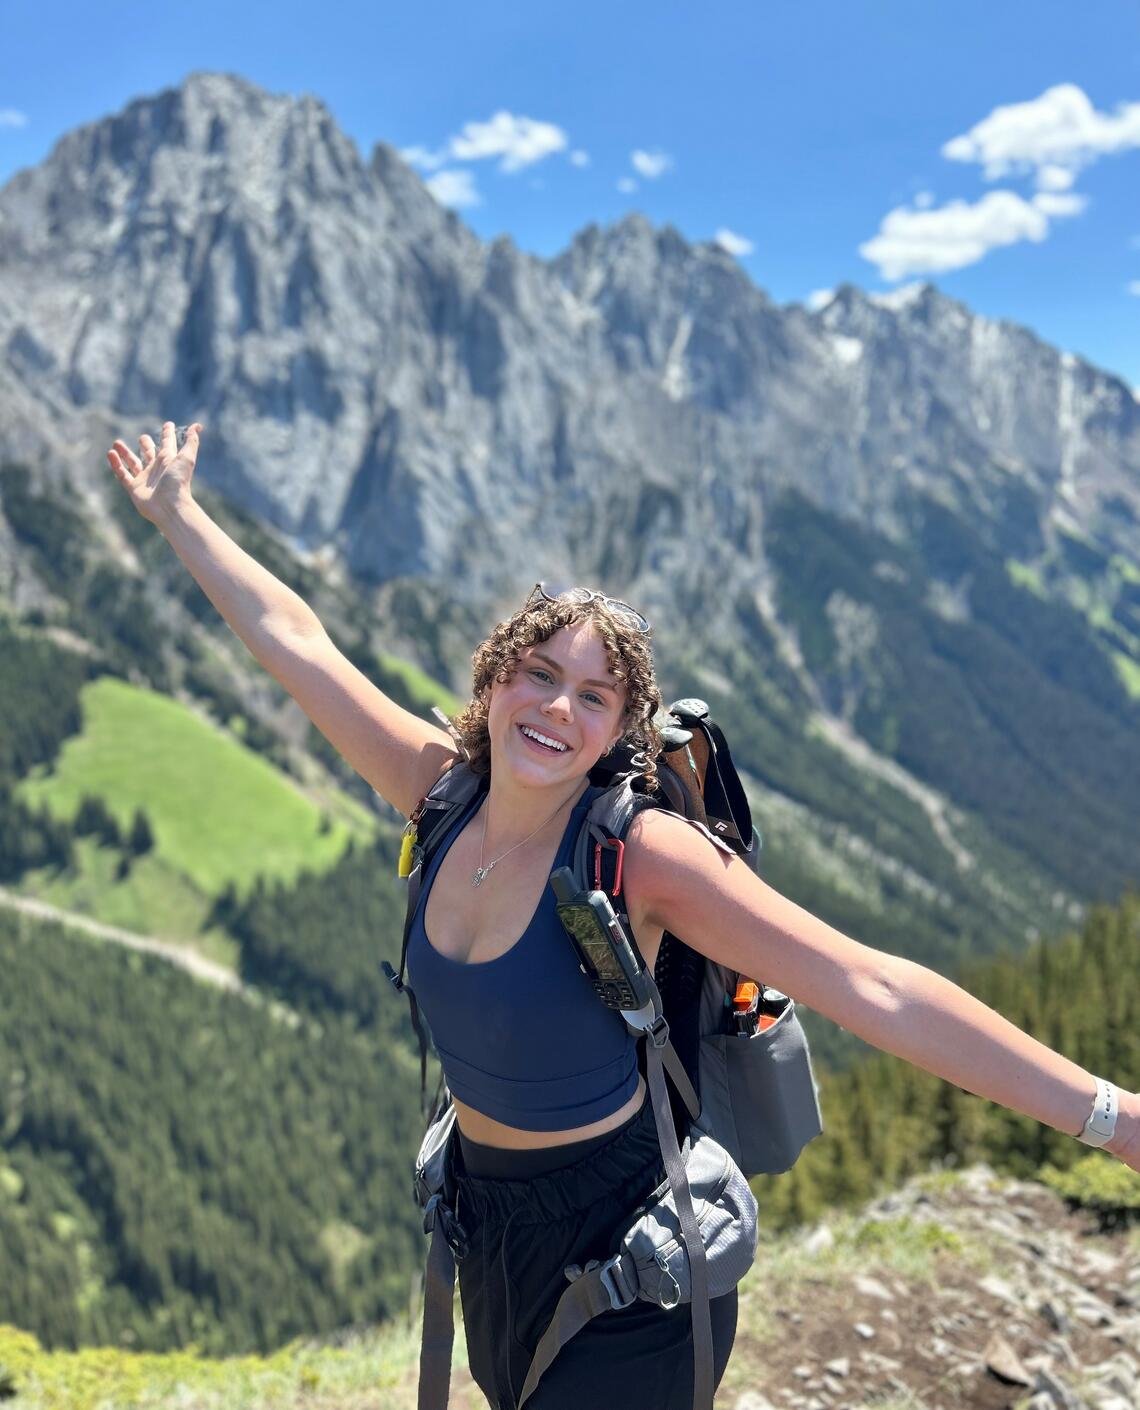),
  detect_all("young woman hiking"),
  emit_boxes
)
[109,424,1140,1410]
